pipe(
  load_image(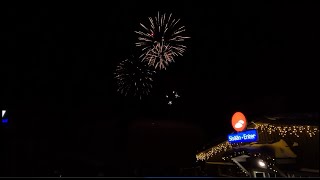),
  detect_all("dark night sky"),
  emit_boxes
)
[2,1,319,176]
